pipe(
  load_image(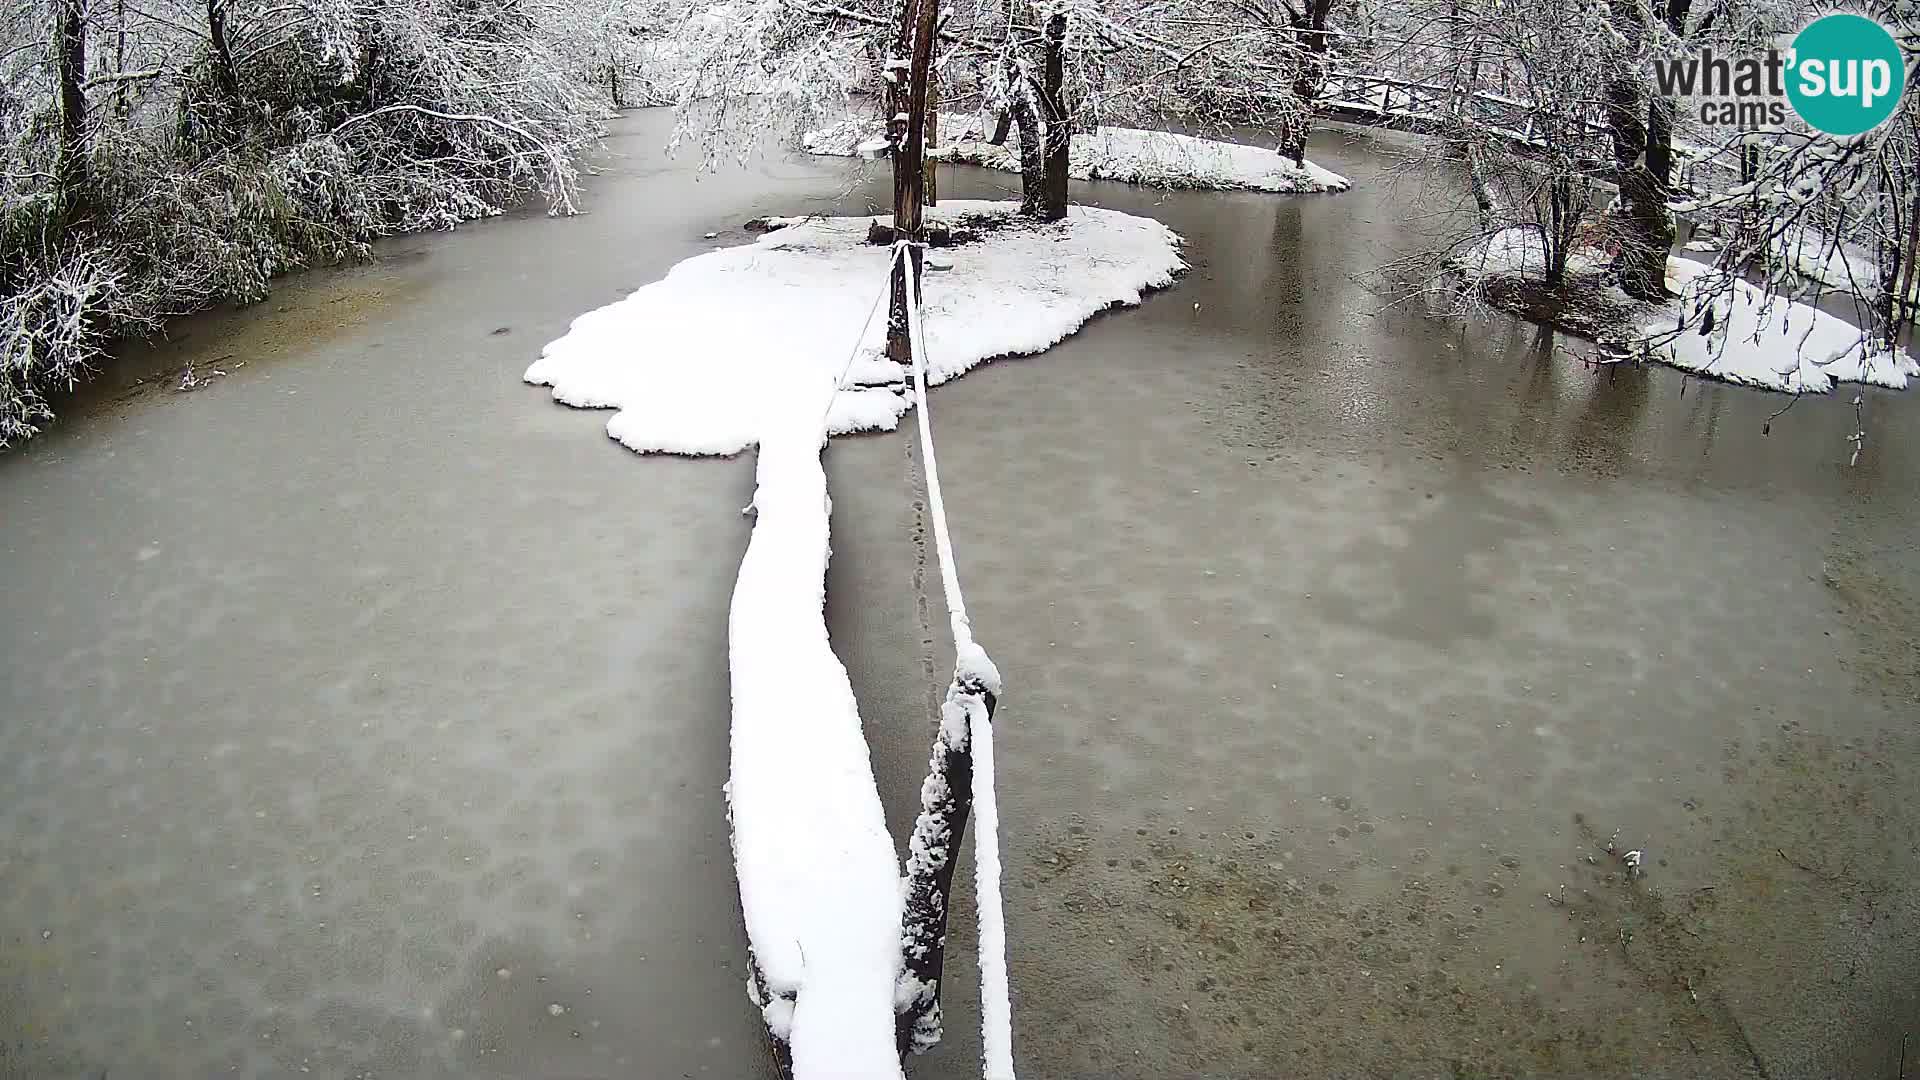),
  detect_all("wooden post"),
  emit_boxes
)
[896,686,995,1056]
